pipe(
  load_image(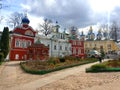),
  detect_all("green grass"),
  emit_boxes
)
[86,67,120,73]
[20,58,98,75]
[0,62,2,65]
[86,60,120,73]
